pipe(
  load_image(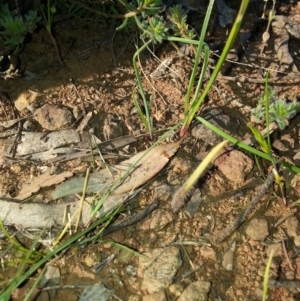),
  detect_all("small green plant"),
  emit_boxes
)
[167,5,195,39]
[131,0,249,138]
[131,1,210,138]
[252,87,300,130]
[196,73,300,174]
[0,3,41,54]
[132,15,168,139]
[40,0,63,64]
[249,74,273,161]
[40,0,56,34]
[179,0,249,137]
